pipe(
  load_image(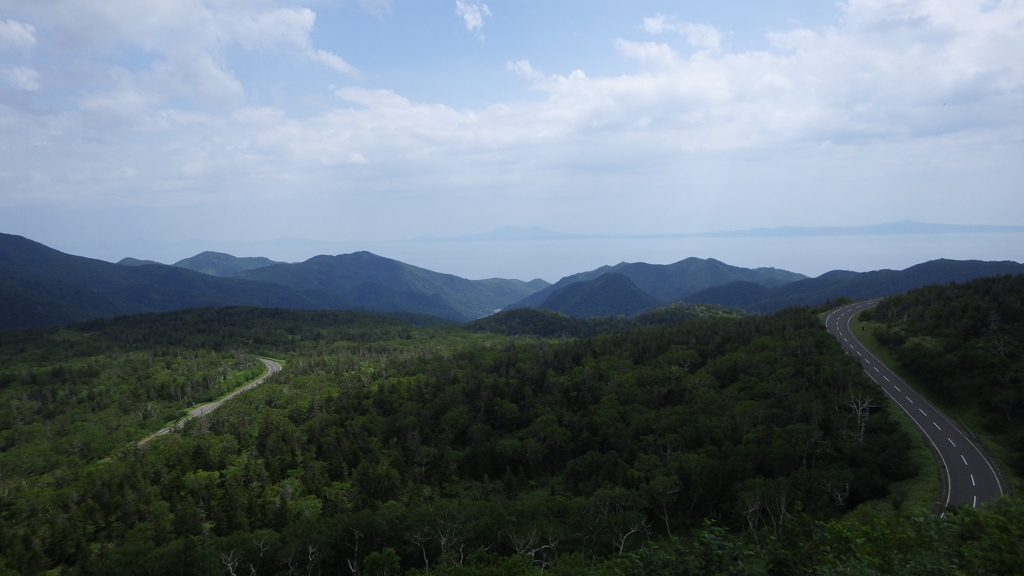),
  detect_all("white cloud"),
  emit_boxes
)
[0,0,355,116]
[359,0,393,17]
[2,0,1023,241]
[2,66,40,90]
[0,19,36,52]
[505,59,543,80]
[642,14,721,52]
[231,7,357,74]
[614,39,680,67]
[310,49,359,75]
[455,1,491,35]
